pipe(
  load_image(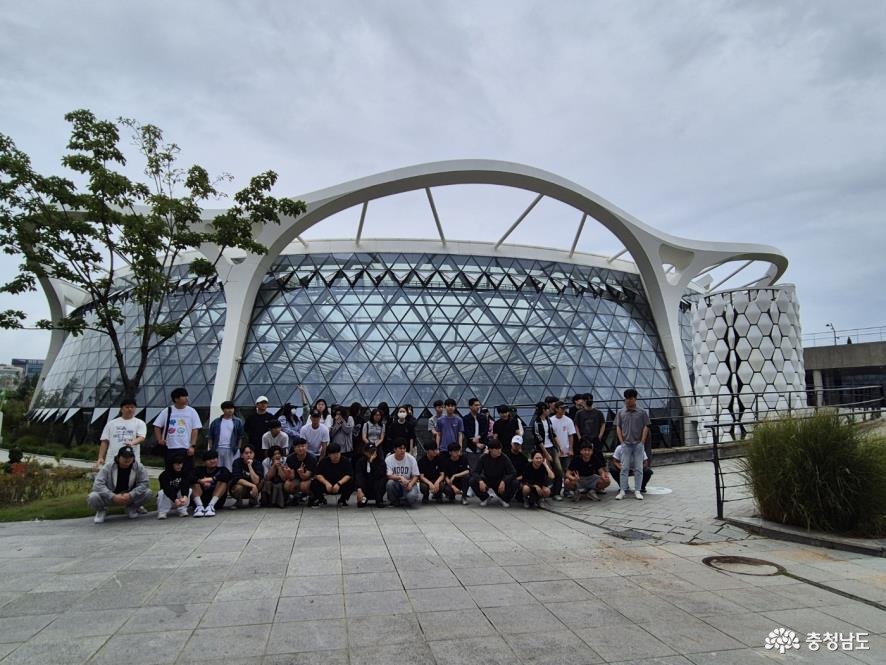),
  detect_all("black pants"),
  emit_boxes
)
[443,476,469,501]
[420,476,445,501]
[356,474,386,504]
[470,476,517,502]
[310,478,354,502]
